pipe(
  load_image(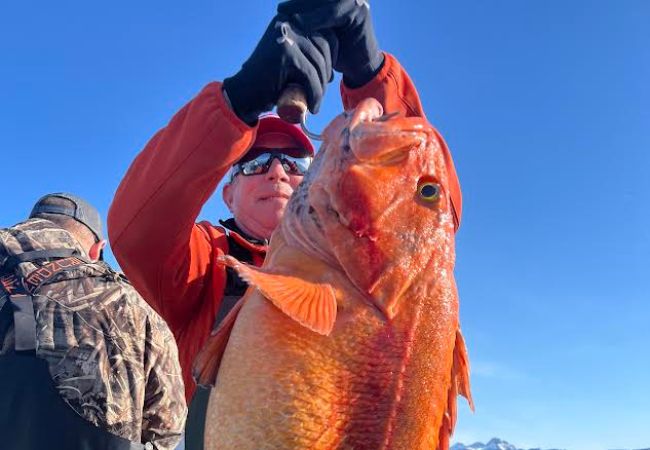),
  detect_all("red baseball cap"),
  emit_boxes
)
[254,113,315,156]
